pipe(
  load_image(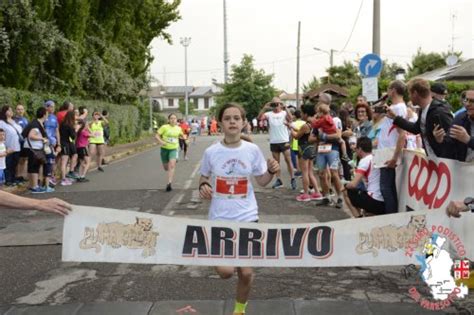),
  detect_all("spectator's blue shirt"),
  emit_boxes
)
[454,107,466,118]
[44,114,58,145]
[14,116,28,129]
